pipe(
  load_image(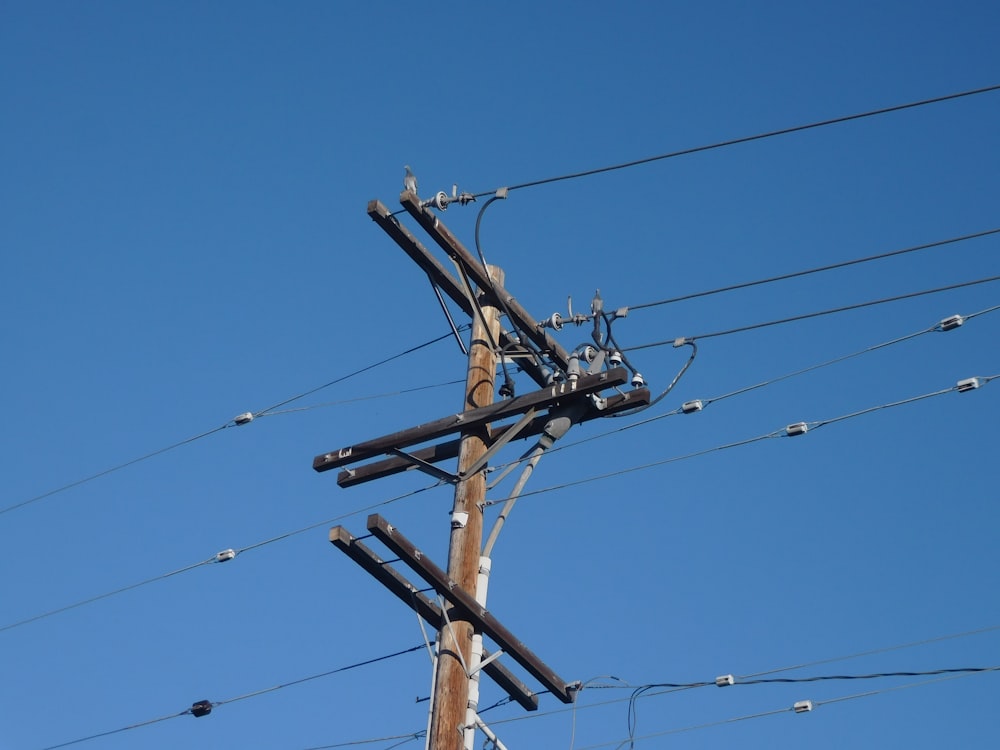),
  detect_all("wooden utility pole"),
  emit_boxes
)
[429,266,504,750]
[321,194,648,747]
